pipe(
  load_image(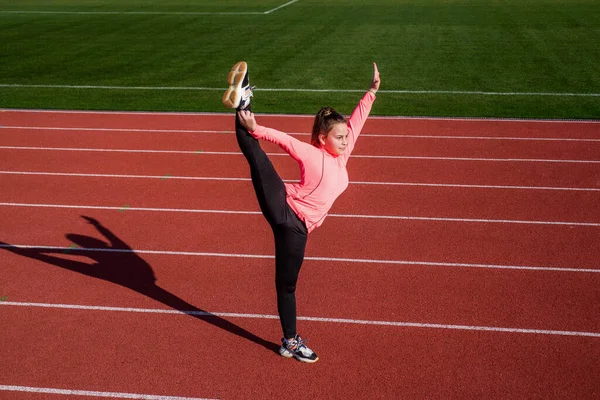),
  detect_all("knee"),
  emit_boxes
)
[273,220,308,243]
[276,278,297,295]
